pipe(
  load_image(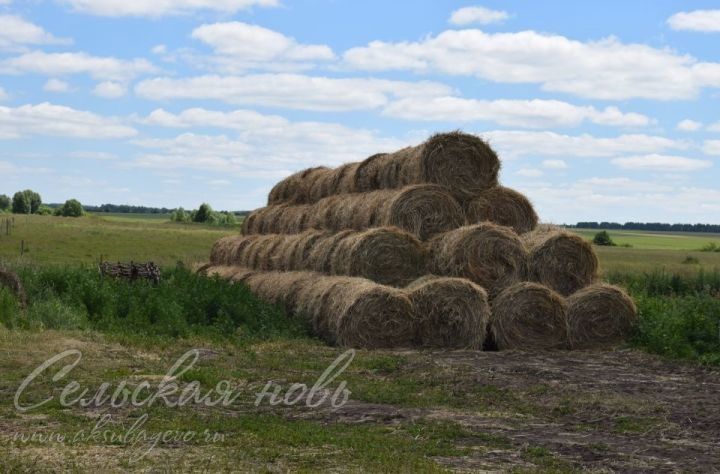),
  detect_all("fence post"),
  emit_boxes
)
[20,240,24,256]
